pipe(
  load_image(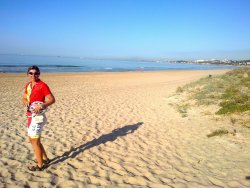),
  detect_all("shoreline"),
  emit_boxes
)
[0,68,232,75]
